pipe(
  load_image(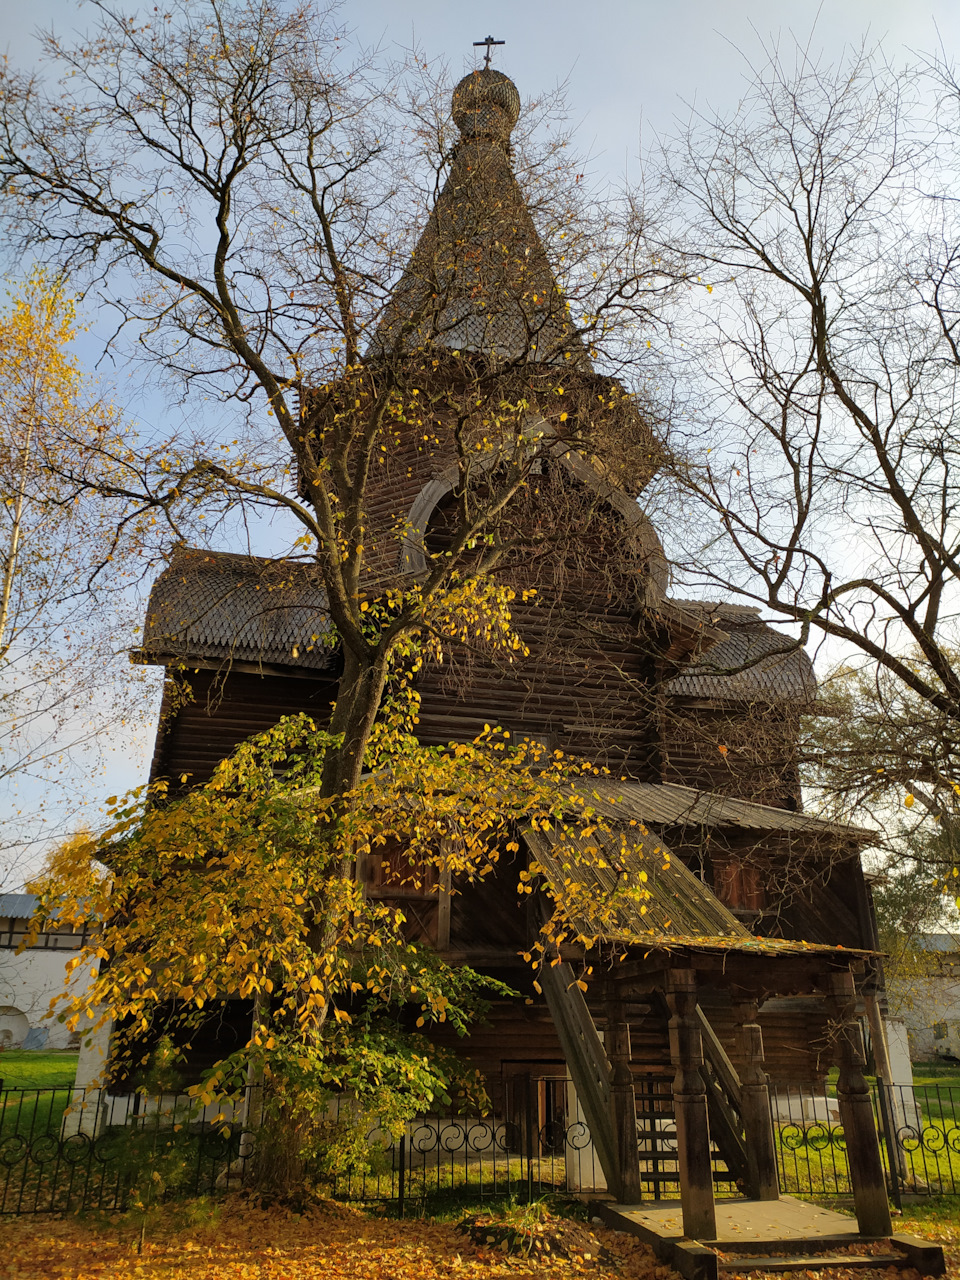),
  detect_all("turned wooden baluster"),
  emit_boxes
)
[605,988,642,1203]
[732,997,780,1200]
[825,969,892,1237]
[667,968,717,1240]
